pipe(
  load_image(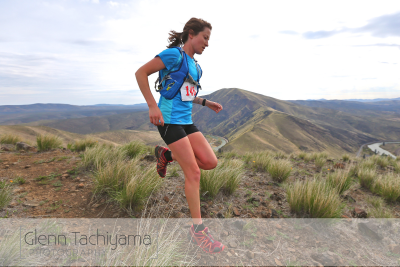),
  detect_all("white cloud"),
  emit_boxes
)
[0,0,400,105]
